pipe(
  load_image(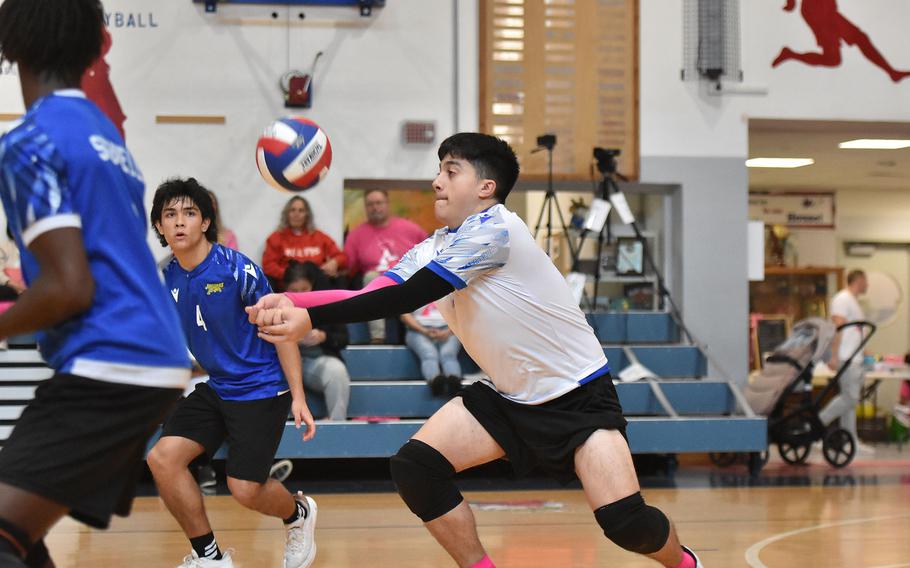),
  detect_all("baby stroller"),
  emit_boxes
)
[745,317,876,468]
